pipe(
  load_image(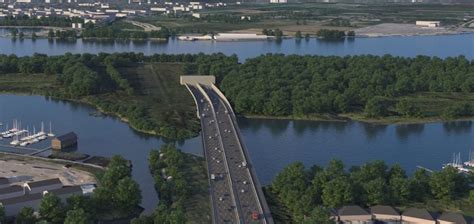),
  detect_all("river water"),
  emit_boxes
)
[1,32,473,212]
[0,28,473,61]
